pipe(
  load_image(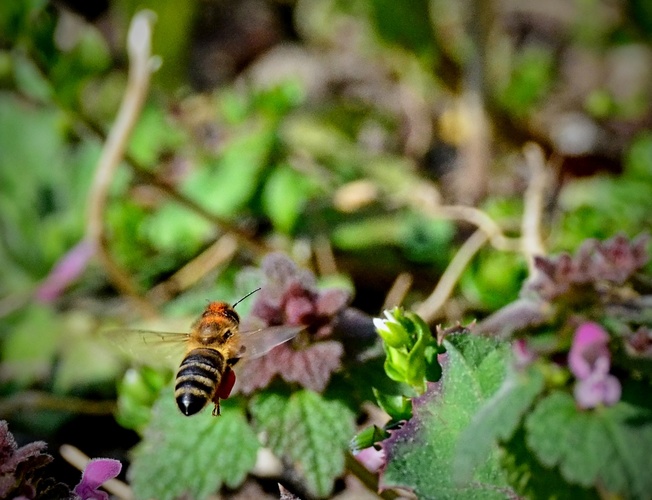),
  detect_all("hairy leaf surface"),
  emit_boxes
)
[381,334,513,499]
[129,389,259,500]
[525,386,652,498]
[250,388,355,497]
[454,366,545,482]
